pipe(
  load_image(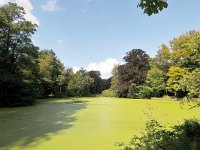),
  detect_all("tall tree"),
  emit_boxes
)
[0,3,39,106]
[38,50,65,97]
[117,49,150,97]
[123,49,150,84]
